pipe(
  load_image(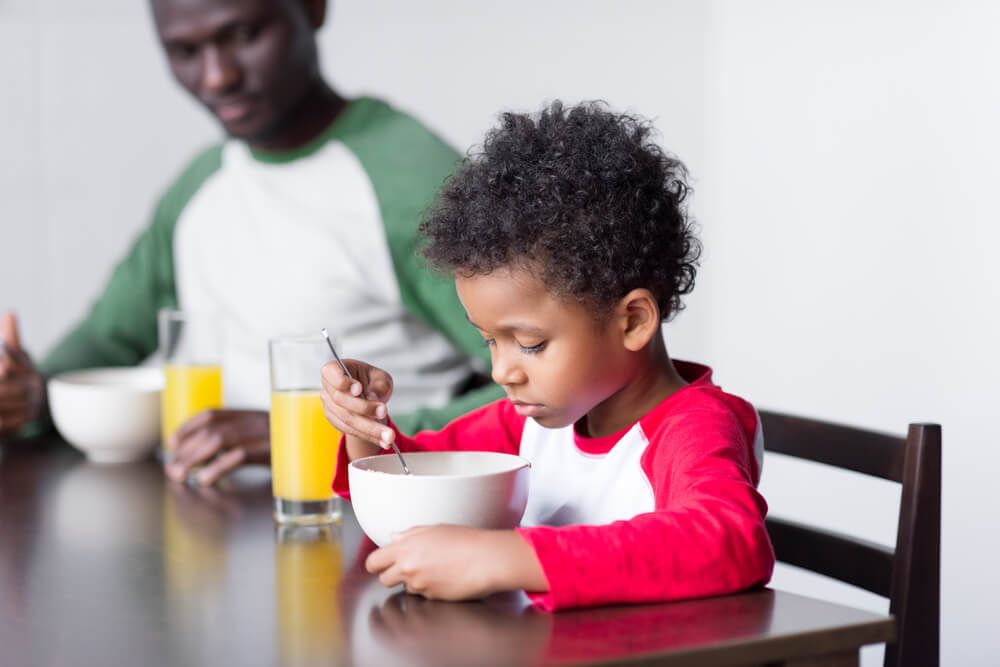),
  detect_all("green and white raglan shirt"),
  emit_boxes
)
[40,97,504,435]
